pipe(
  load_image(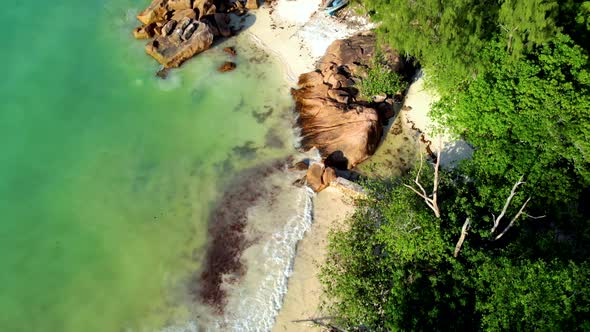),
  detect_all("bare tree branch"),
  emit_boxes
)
[524,213,546,220]
[491,175,525,234]
[404,139,442,218]
[454,218,471,258]
[494,197,531,240]
[291,316,346,332]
